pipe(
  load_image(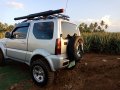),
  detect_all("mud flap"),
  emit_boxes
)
[67,60,76,68]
